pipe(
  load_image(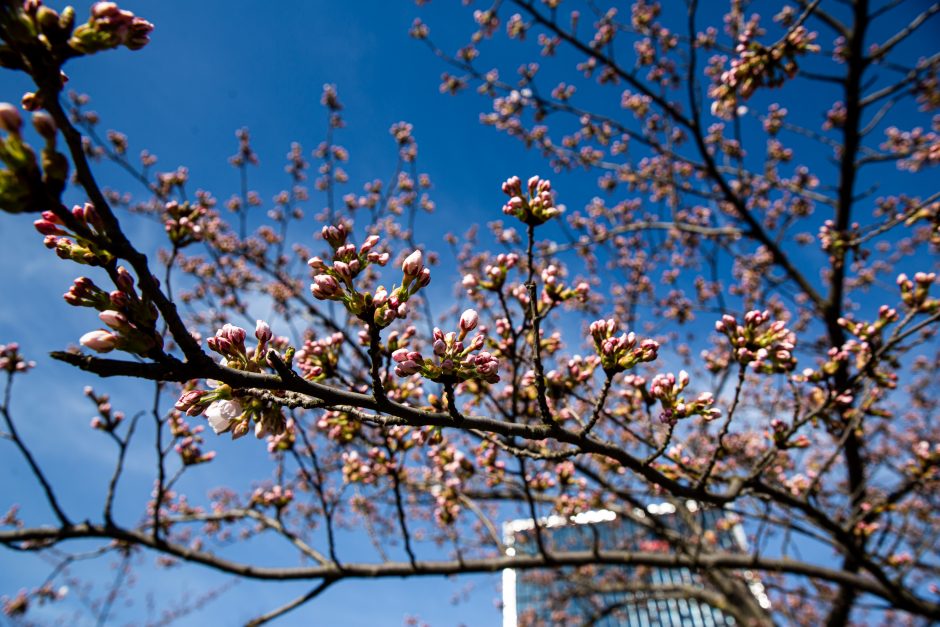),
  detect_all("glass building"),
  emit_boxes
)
[501,505,769,626]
